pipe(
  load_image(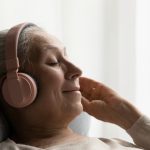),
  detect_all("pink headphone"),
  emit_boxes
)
[1,23,37,108]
